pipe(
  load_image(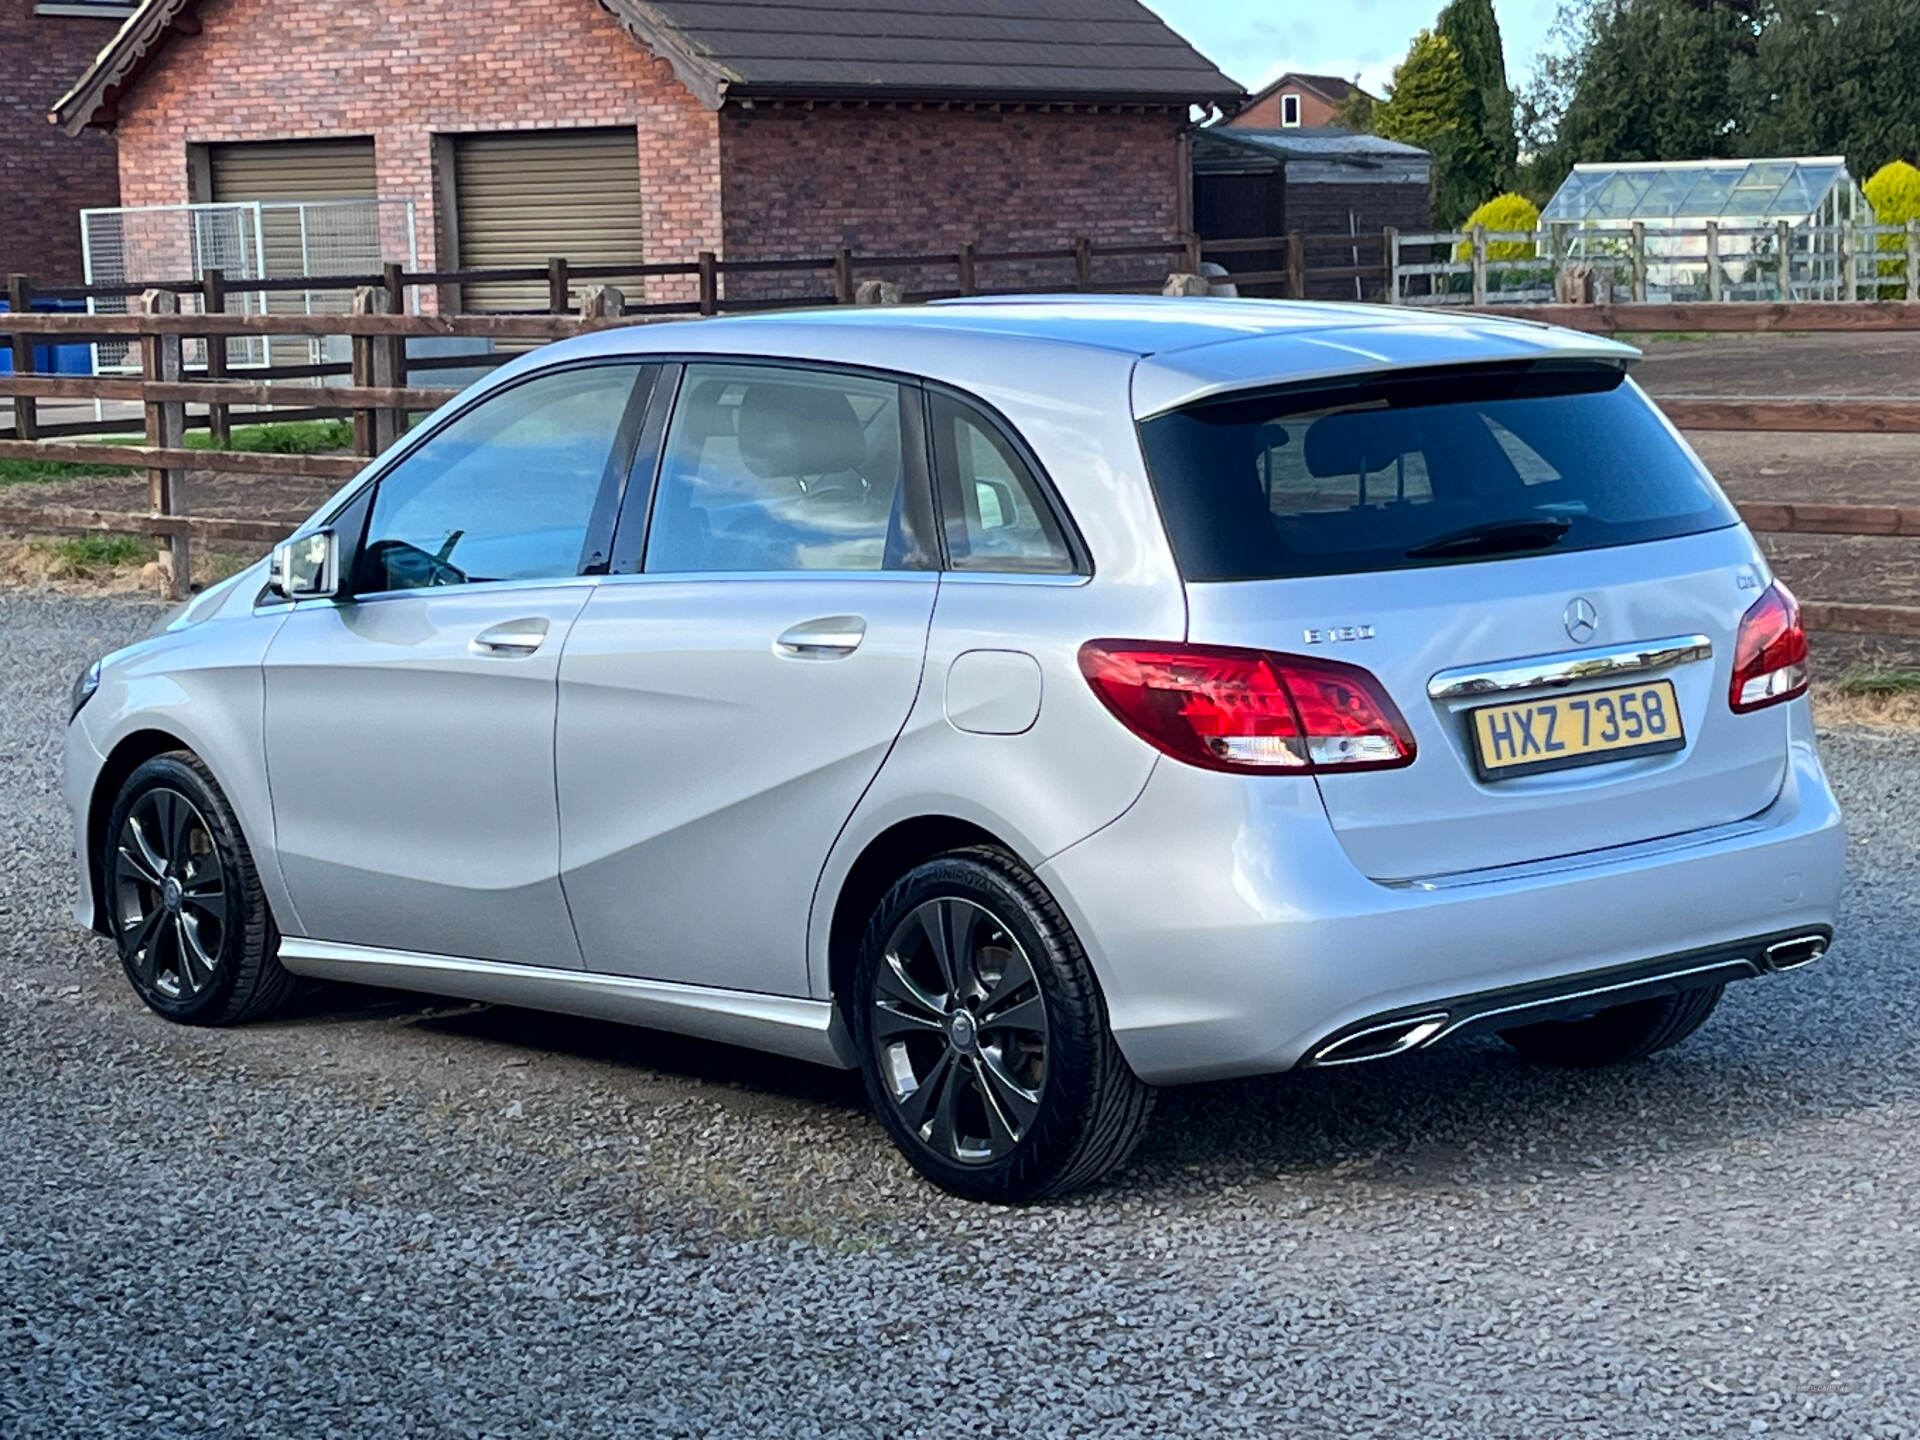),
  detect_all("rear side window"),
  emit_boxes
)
[1138,366,1738,582]
[645,363,913,574]
[930,393,1078,574]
